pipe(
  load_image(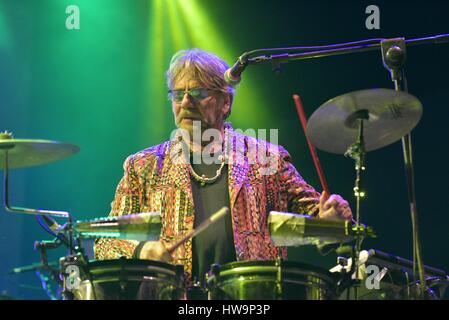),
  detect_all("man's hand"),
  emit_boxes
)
[318,190,352,220]
[139,241,173,263]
